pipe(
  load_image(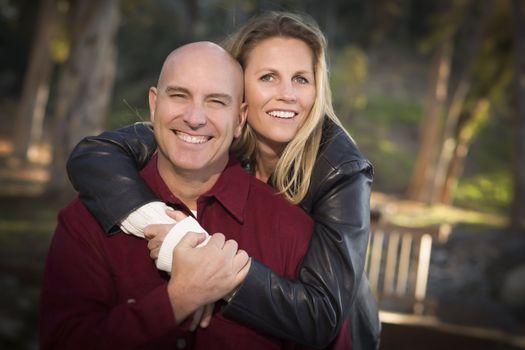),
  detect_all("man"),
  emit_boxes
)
[39,42,313,349]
